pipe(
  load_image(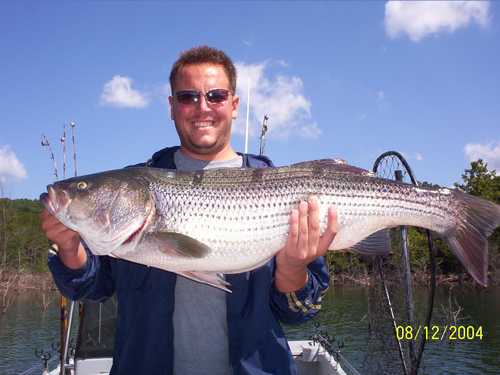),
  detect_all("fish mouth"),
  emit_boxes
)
[39,192,53,213]
[40,185,70,216]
